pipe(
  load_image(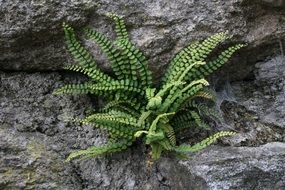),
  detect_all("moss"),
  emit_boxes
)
[2,168,36,188]
[27,141,45,160]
